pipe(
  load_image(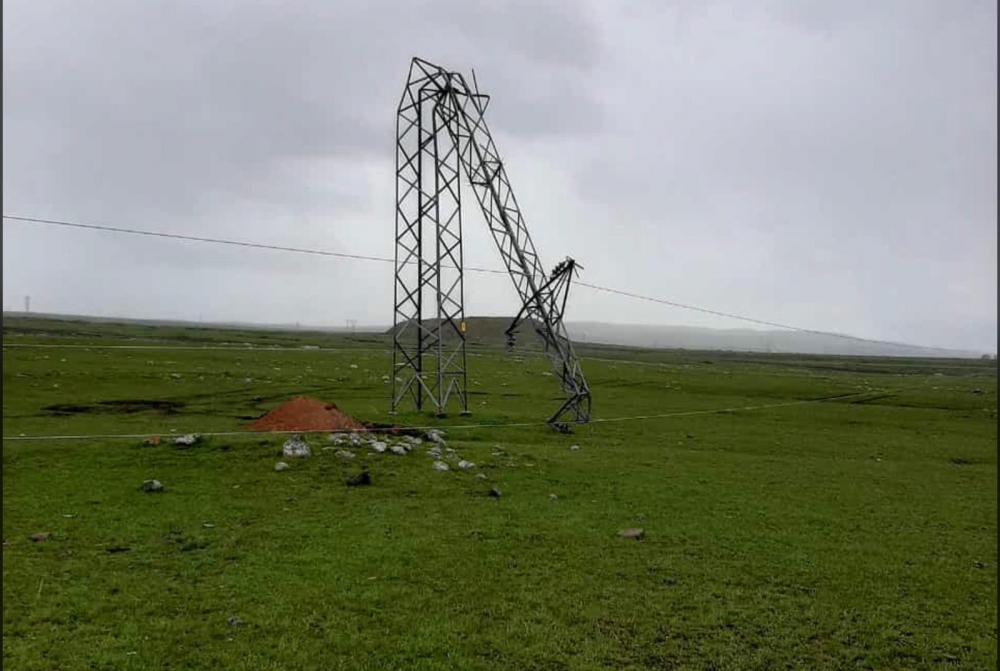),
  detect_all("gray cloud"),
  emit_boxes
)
[2,0,996,352]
